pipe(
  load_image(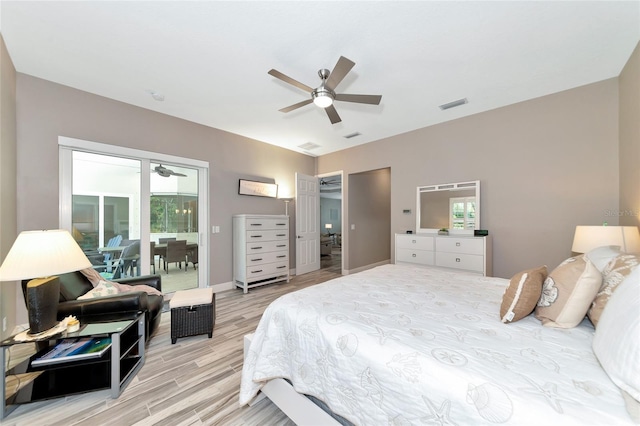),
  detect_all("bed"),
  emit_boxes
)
[240,257,638,425]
